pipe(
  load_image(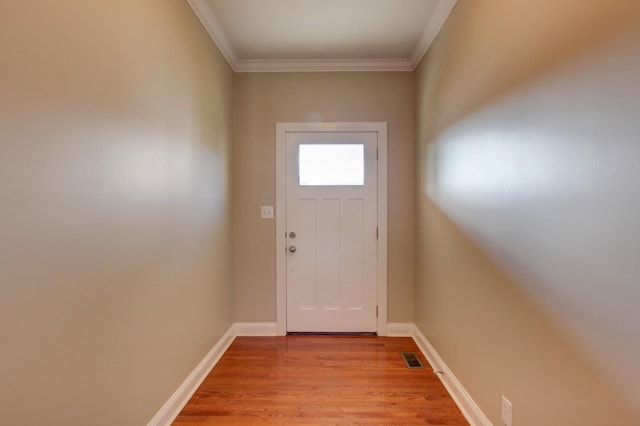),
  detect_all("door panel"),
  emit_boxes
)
[286,131,377,332]
[342,198,364,310]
